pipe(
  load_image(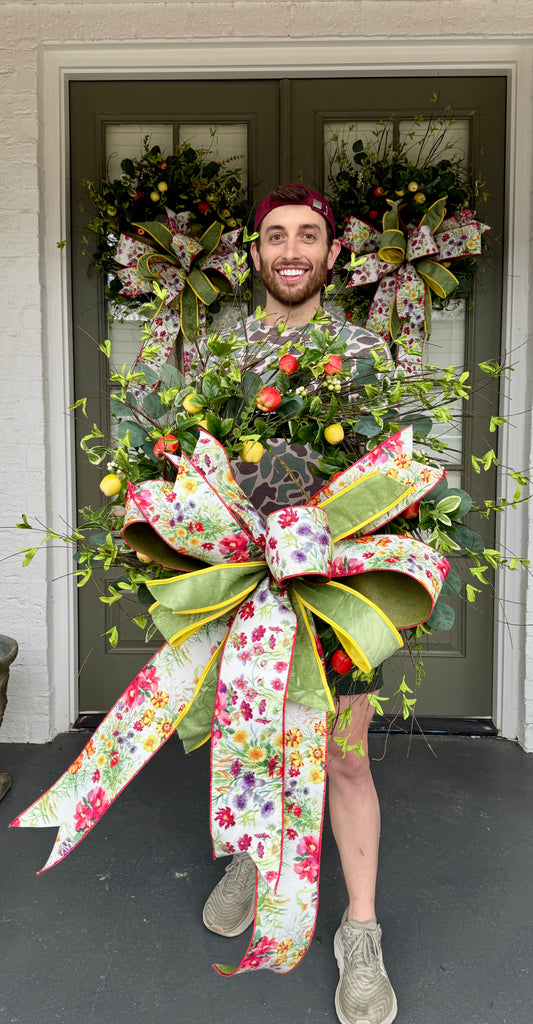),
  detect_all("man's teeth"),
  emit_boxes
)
[278,268,307,277]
